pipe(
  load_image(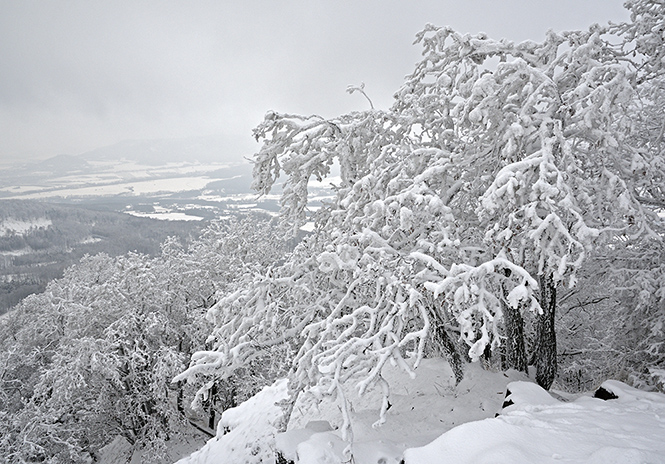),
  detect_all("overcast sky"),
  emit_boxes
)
[0,0,630,164]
